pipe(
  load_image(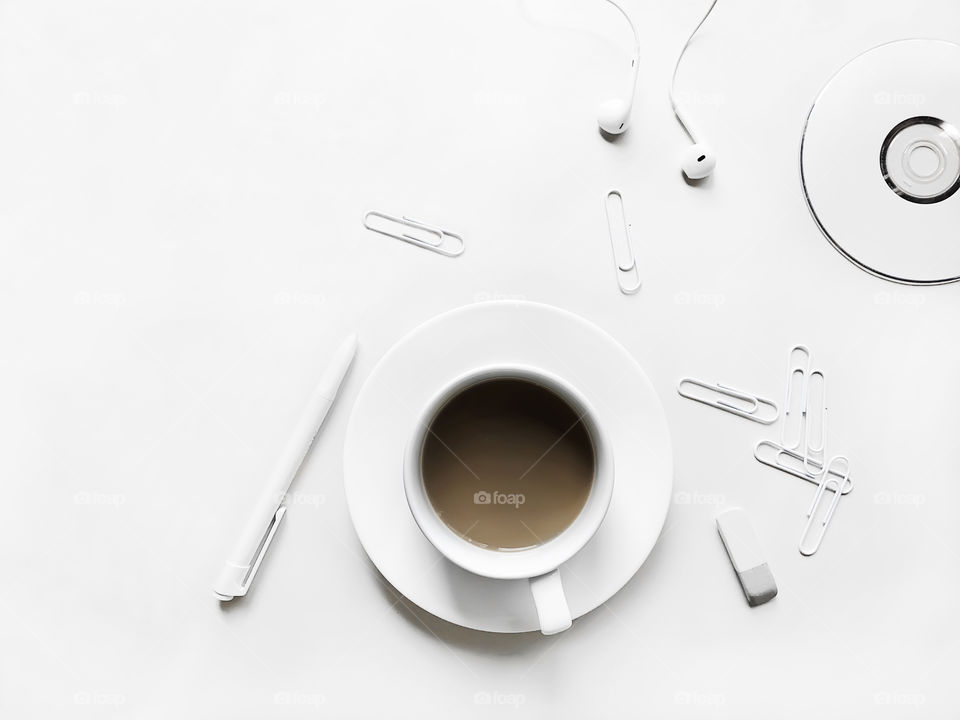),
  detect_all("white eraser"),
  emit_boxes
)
[716,508,777,607]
